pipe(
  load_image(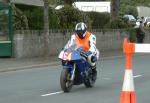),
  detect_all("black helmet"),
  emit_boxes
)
[75,22,87,39]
